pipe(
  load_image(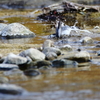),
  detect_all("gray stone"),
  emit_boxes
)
[0,23,35,38]
[36,60,52,68]
[0,77,9,84]
[68,51,91,62]
[43,47,61,56]
[19,48,45,61]
[0,64,18,70]
[0,23,7,34]
[59,44,72,51]
[97,50,100,56]
[45,52,57,60]
[42,39,54,49]
[80,37,93,44]
[52,59,78,68]
[0,84,26,95]
[3,53,28,65]
[24,69,41,76]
